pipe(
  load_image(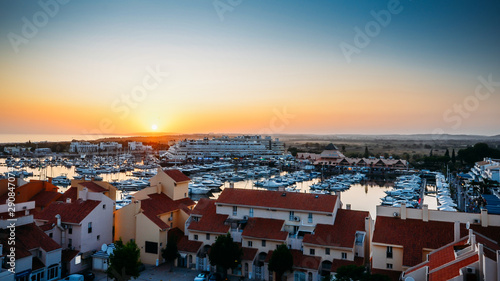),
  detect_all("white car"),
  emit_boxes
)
[194,271,210,281]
